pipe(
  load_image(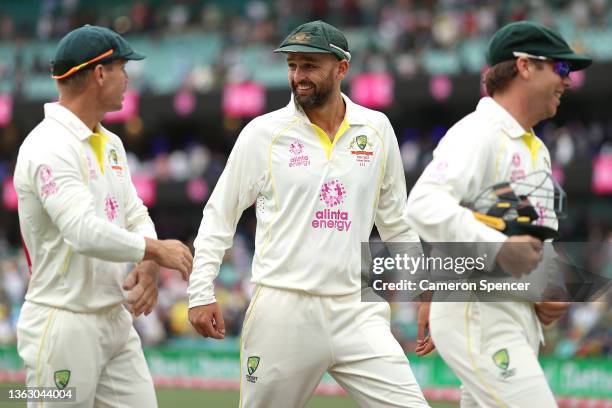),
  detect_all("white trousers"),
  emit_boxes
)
[17,301,157,408]
[430,301,557,408]
[239,285,430,408]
